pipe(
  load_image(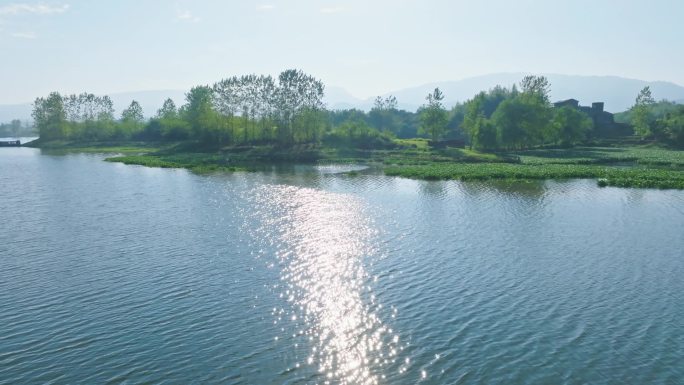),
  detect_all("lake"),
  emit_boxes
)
[1,145,683,384]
